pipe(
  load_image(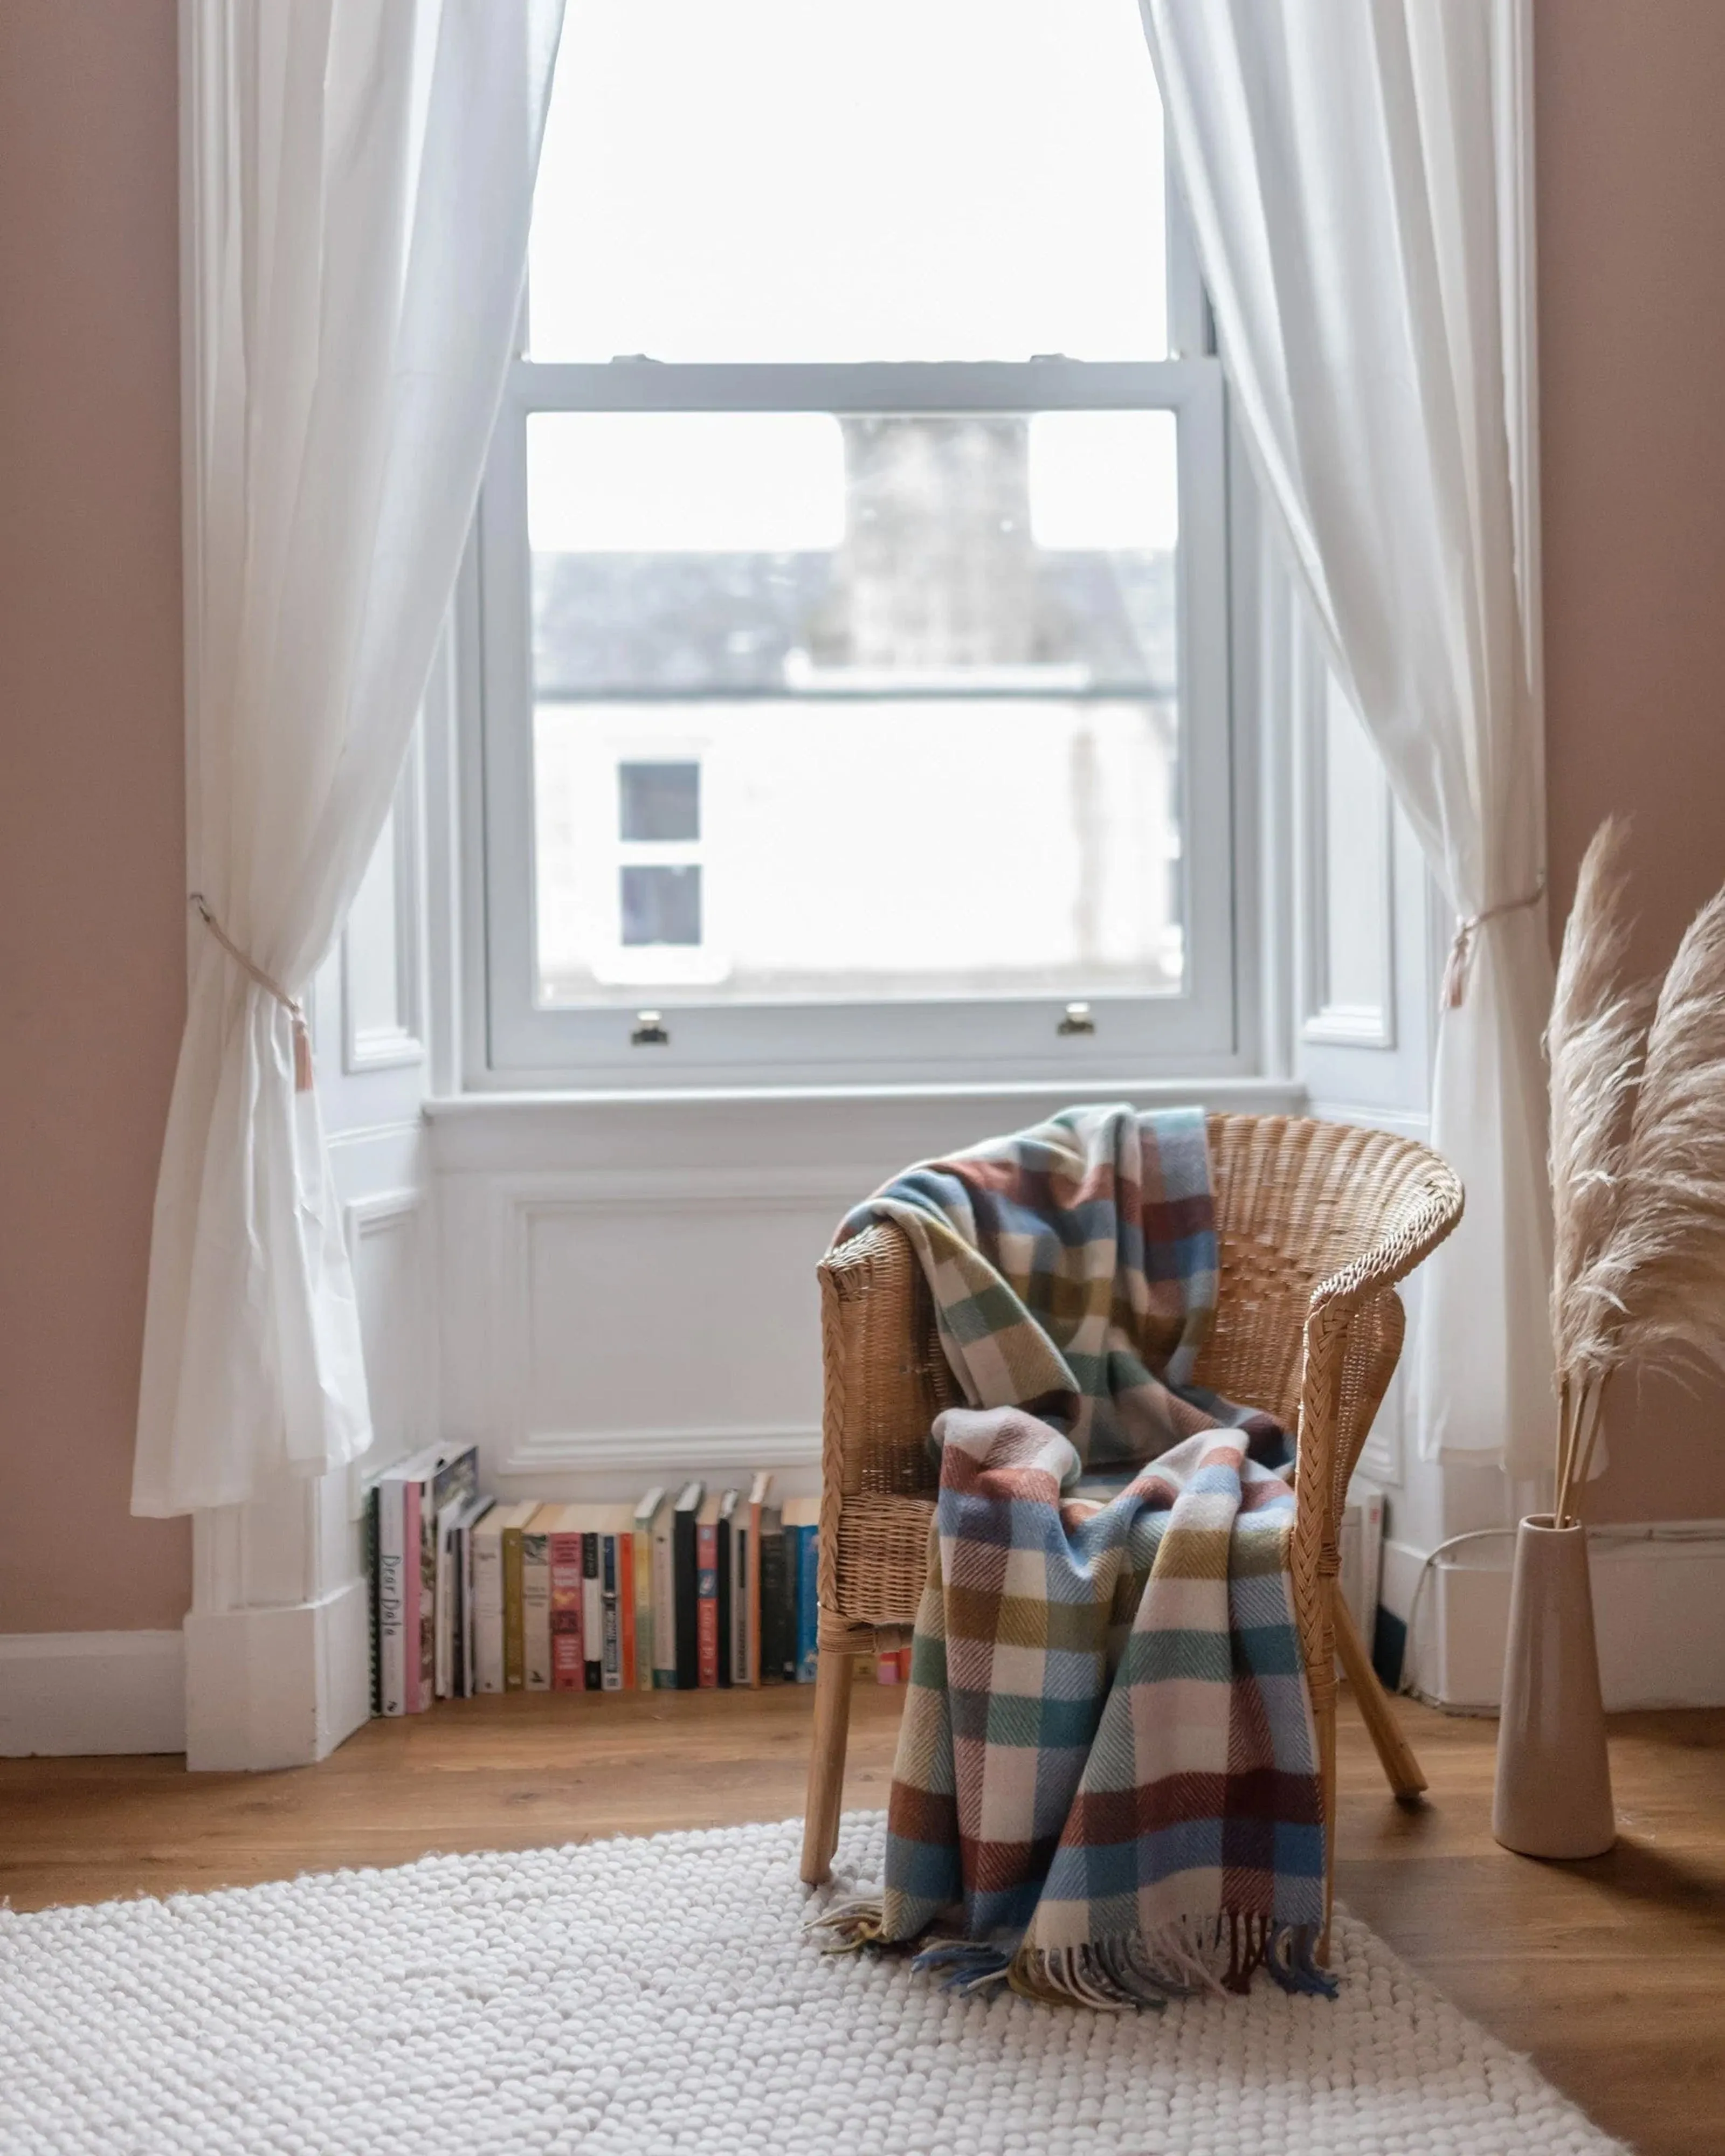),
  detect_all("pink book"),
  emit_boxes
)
[548,1506,585,1692]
